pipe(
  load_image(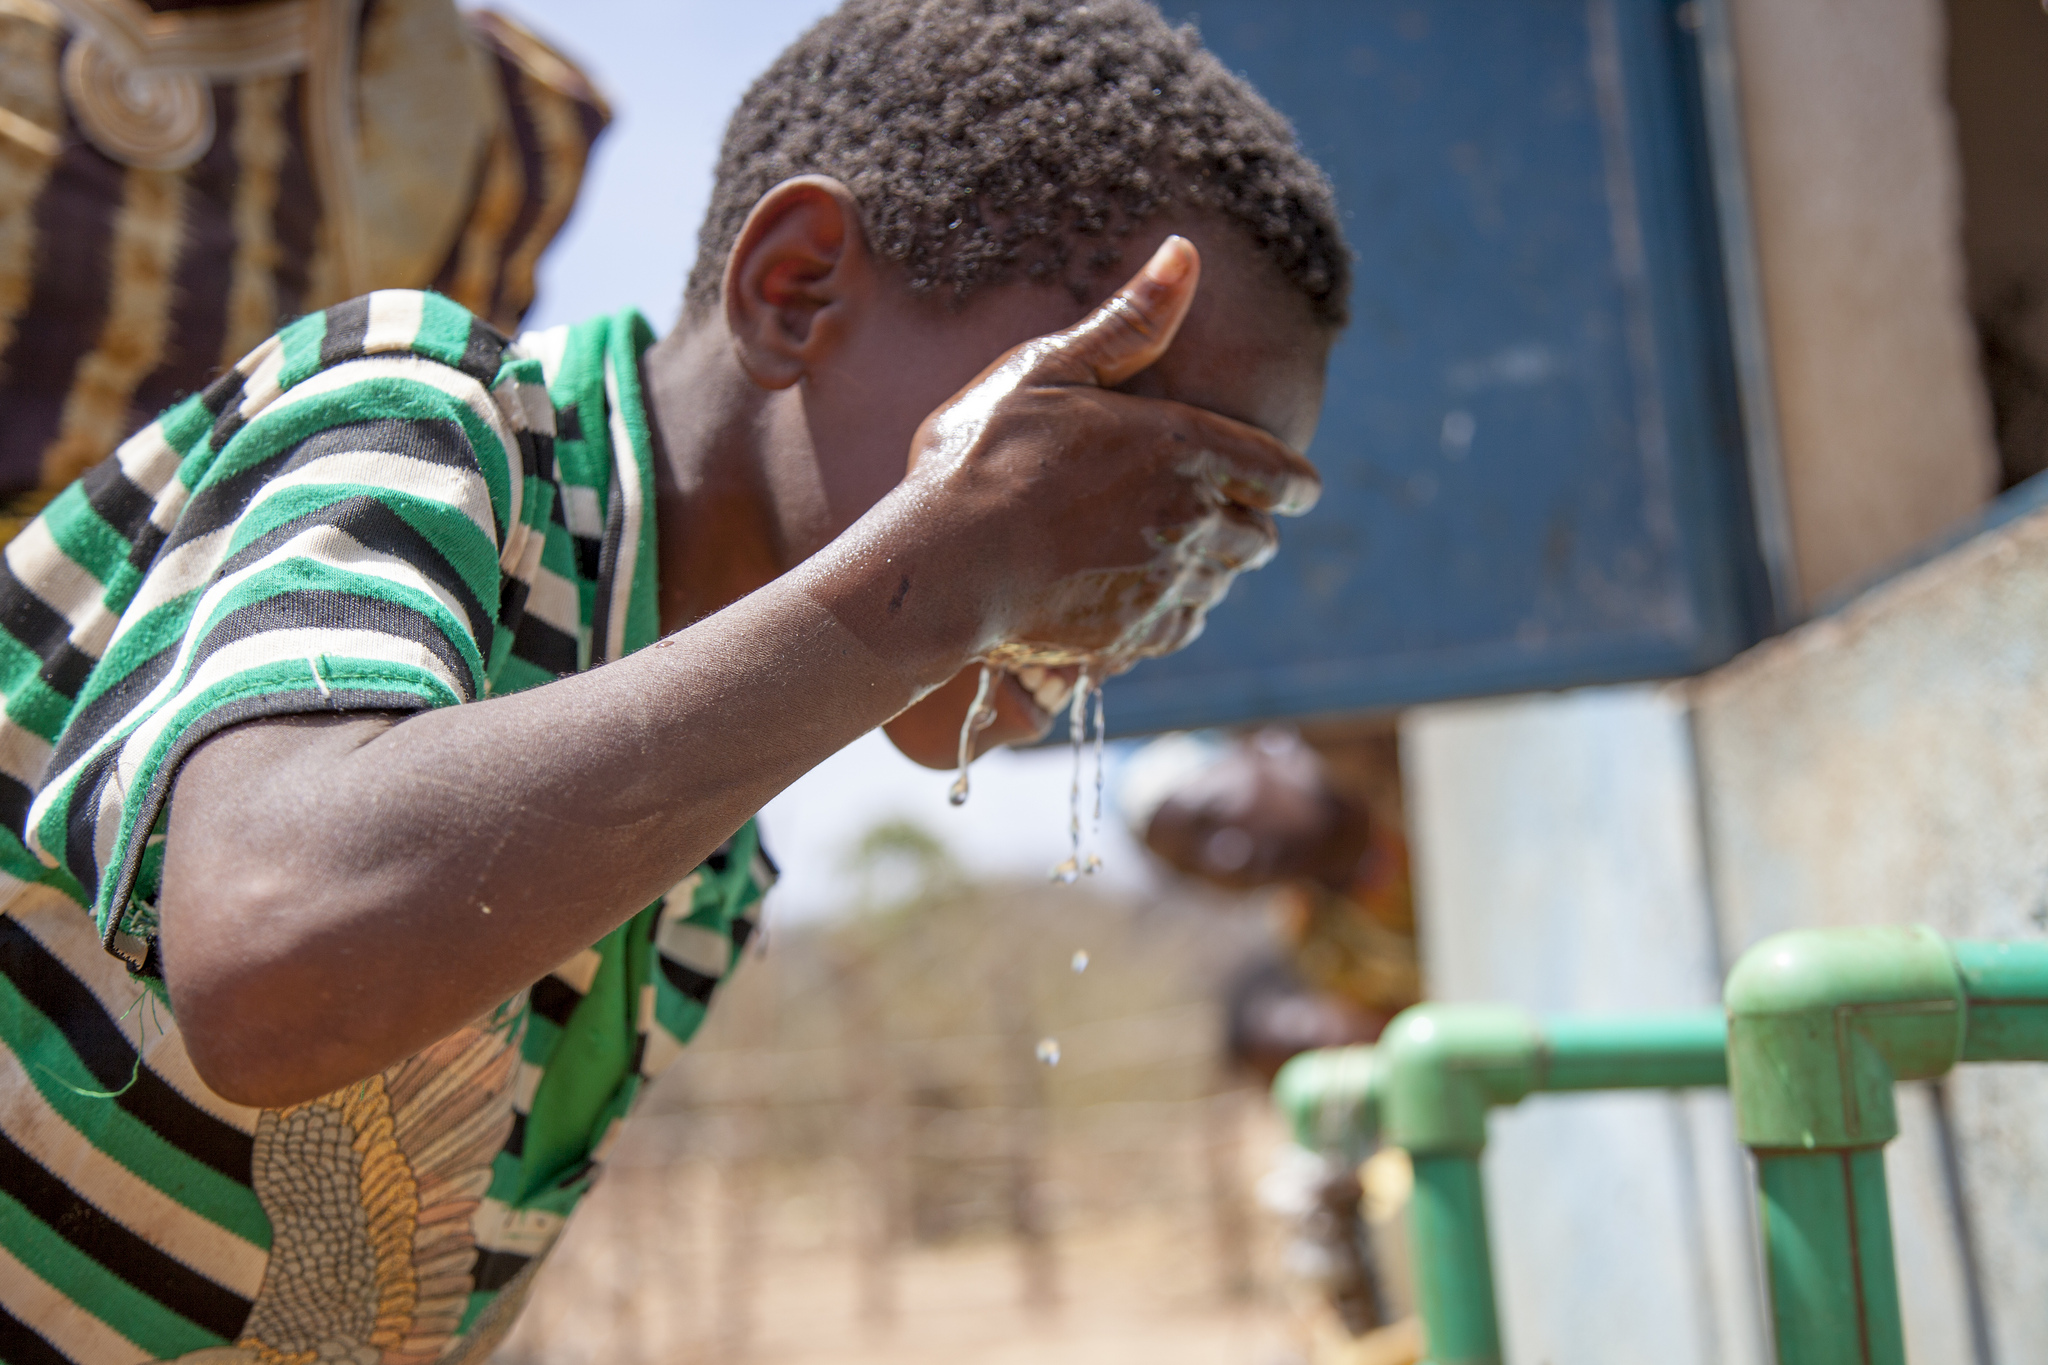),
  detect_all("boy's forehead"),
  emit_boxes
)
[1129,227,1333,454]
[890,218,1334,451]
